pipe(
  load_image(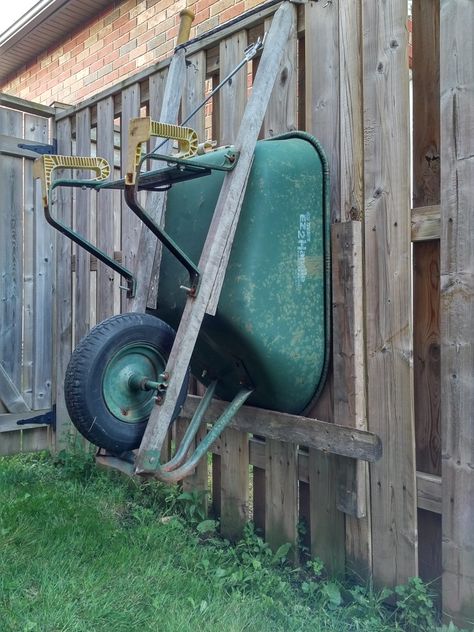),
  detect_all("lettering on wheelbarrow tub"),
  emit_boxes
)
[35,130,330,467]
